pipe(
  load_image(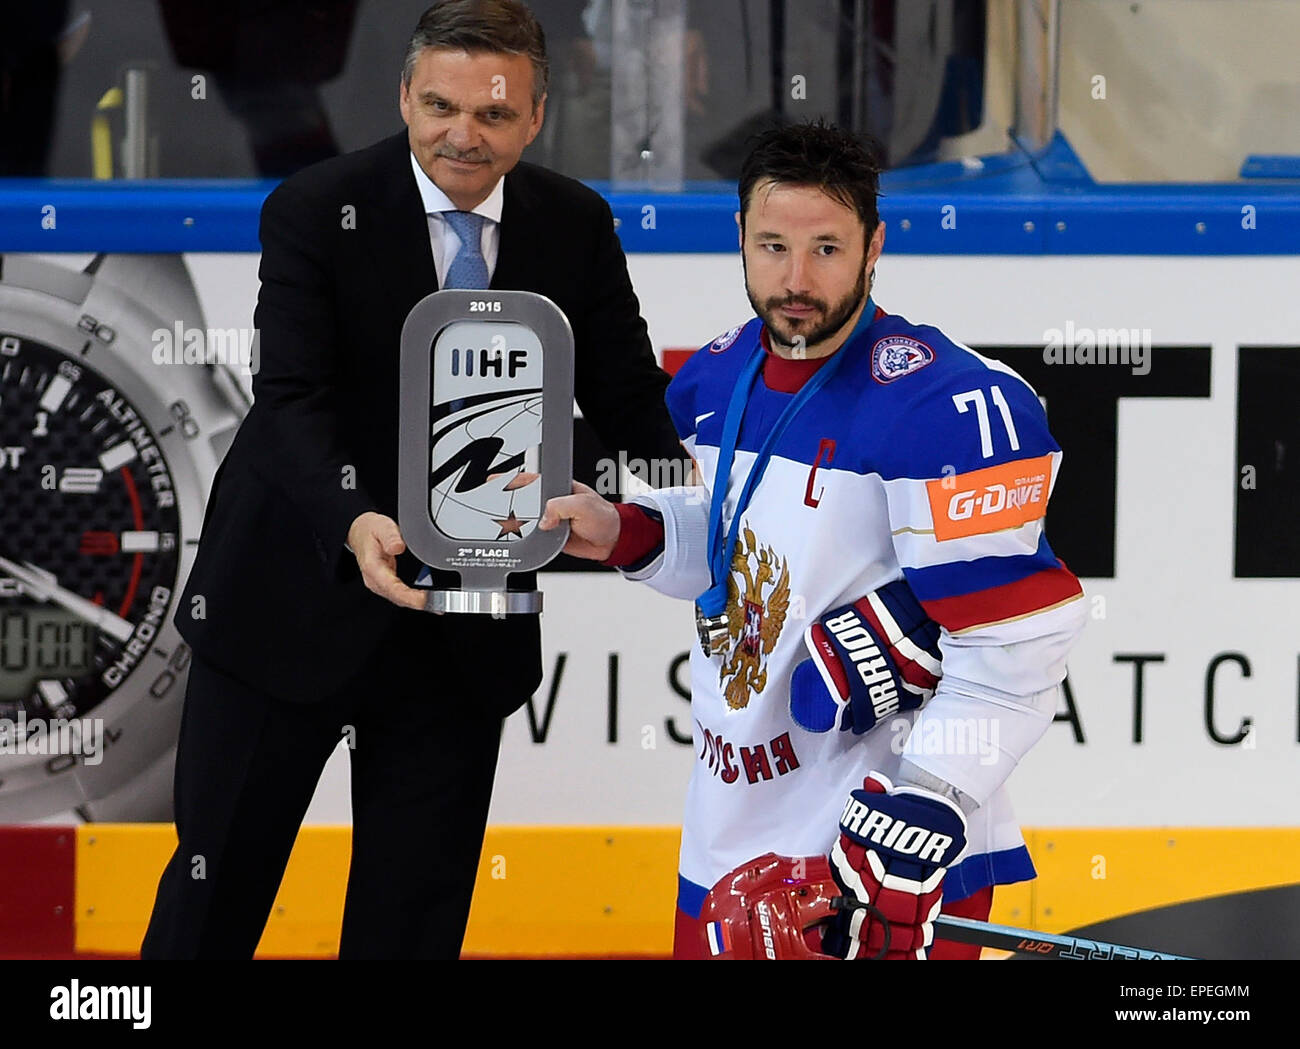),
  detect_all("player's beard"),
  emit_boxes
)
[744,265,868,355]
